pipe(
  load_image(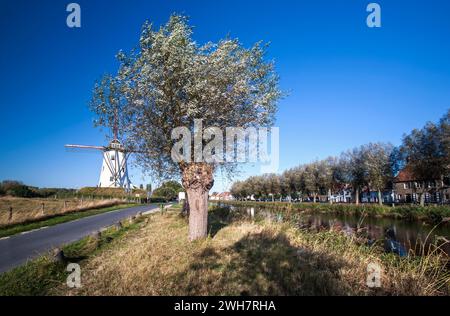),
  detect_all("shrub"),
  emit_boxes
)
[0,180,34,197]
